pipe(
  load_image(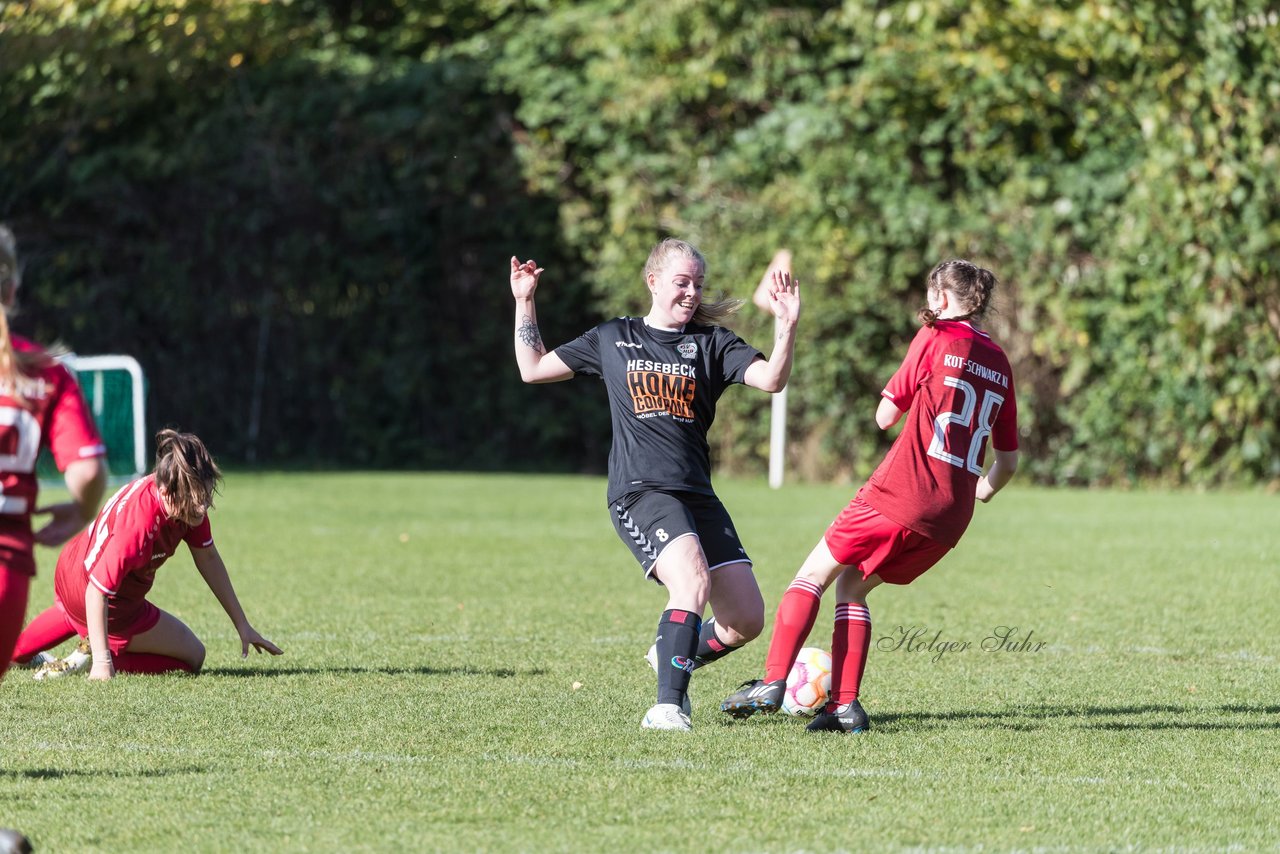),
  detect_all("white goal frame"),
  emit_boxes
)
[64,353,147,478]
